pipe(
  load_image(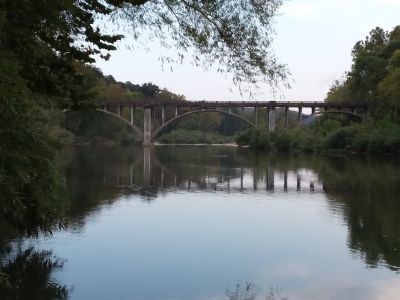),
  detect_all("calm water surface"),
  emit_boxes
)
[4,146,400,299]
